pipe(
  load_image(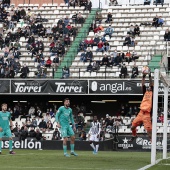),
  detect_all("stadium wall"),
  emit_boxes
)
[42,139,114,151]
[2,138,114,151]
[2,136,168,151]
[116,136,166,151]
[0,79,167,95]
